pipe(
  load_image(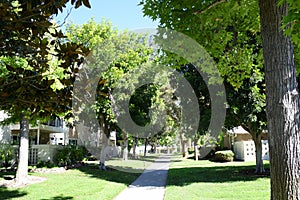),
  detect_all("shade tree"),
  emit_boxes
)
[141,0,300,197]
[140,0,268,173]
[65,19,155,168]
[0,0,90,185]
